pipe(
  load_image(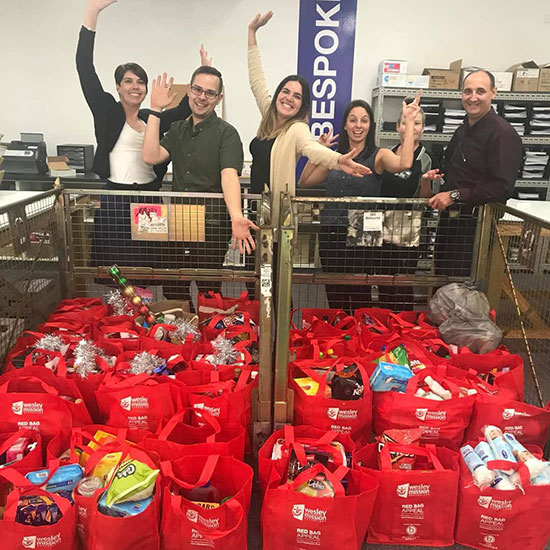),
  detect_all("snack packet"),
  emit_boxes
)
[98,491,153,517]
[295,471,335,498]
[16,494,62,526]
[376,428,422,470]
[104,459,159,506]
[90,452,124,487]
[370,362,413,393]
[26,464,83,495]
